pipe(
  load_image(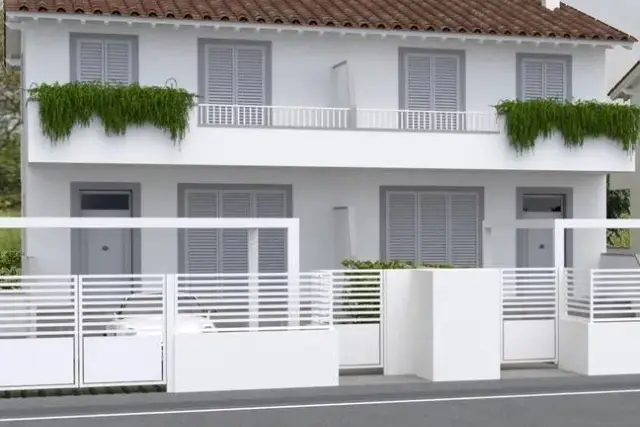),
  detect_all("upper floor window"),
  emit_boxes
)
[198,40,270,126]
[70,34,138,84]
[399,49,465,131]
[517,54,572,100]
